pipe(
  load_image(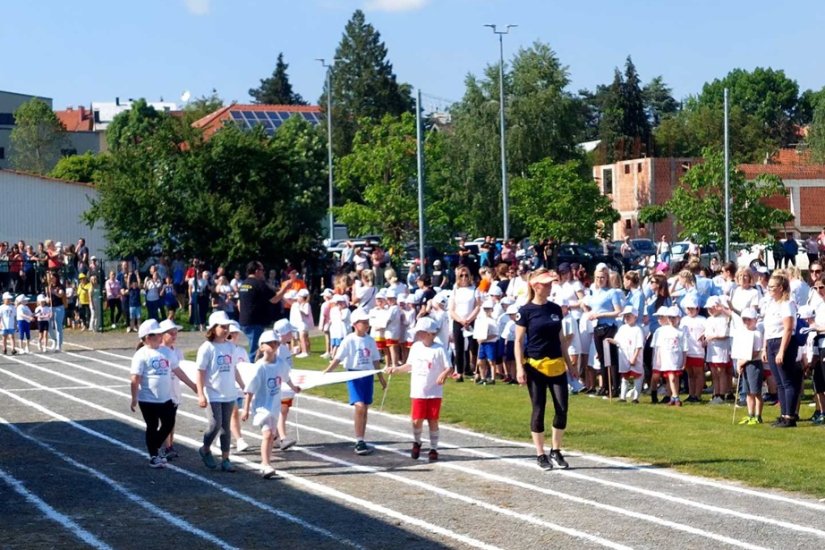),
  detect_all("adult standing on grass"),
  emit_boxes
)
[448,265,481,381]
[515,268,573,471]
[761,273,801,427]
[238,261,289,362]
[585,264,623,397]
